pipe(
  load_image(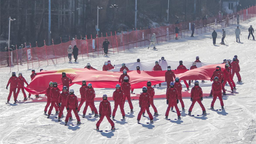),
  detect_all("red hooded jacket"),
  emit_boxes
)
[139,92,150,108]
[67,94,78,109]
[191,86,202,100]
[99,99,111,115]
[113,89,124,104]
